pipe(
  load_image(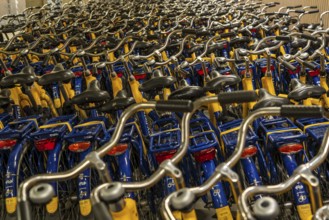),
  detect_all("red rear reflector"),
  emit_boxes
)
[193,147,216,163]
[68,141,91,152]
[134,73,147,80]
[155,150,177,163]
[278,143,303,154]
[117,72,123,78]
[34,137,57,151]
[308,69,320,77]
[241,145,258,158]
[0,139,16,149]
[107,143,128,155]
